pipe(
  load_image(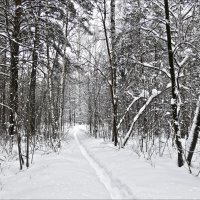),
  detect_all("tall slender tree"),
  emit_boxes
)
[164,0,184,167]
[9,0,24,169]
[110,0,118,146]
